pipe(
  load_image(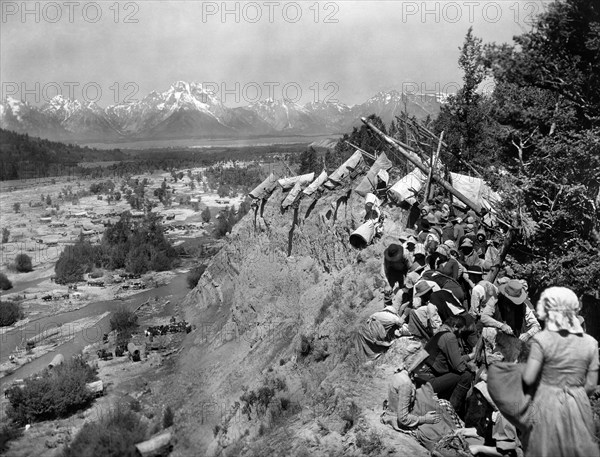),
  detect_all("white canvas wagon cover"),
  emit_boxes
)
[249,173,278,199]
[324,150,364,189]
